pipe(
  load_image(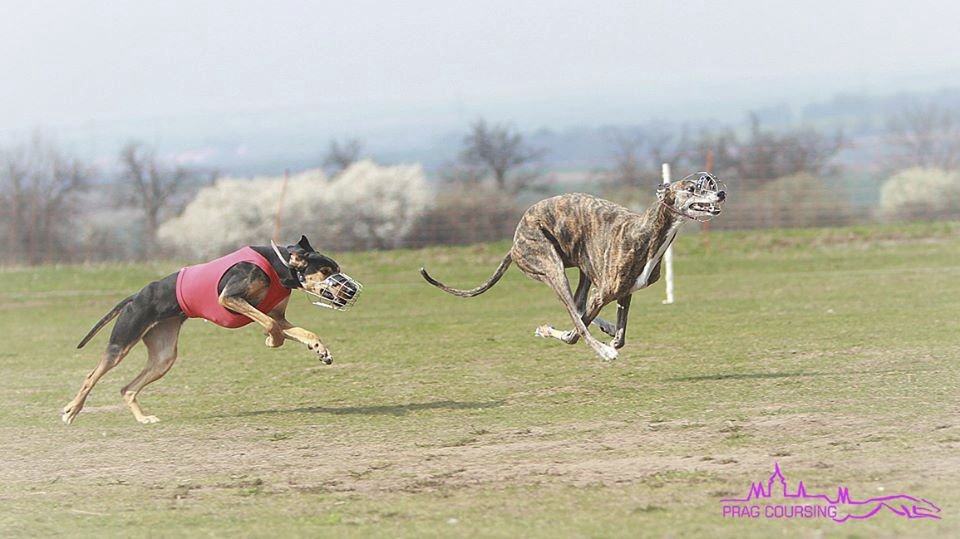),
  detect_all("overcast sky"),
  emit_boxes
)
[3,0,959,140]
